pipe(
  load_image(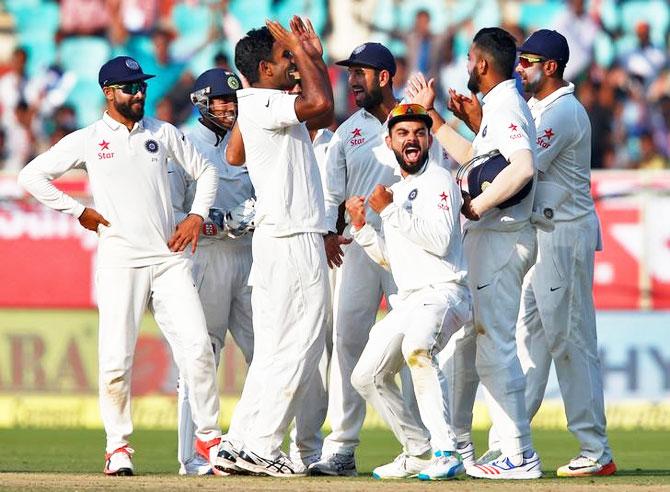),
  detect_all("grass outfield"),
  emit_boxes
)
[0,428,668,490]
